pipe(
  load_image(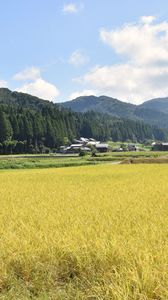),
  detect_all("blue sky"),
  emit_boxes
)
[1,0,168,103]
